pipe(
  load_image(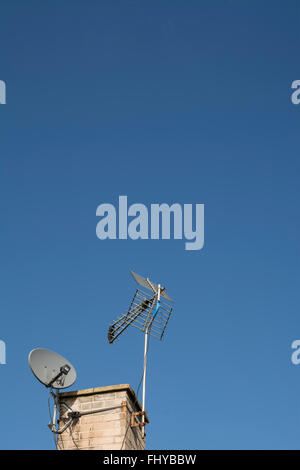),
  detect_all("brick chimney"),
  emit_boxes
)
[57,384,148,450]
